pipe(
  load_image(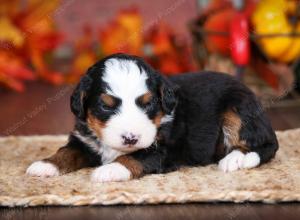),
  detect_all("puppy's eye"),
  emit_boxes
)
[137,92,153,108]
[100,94,116,110]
